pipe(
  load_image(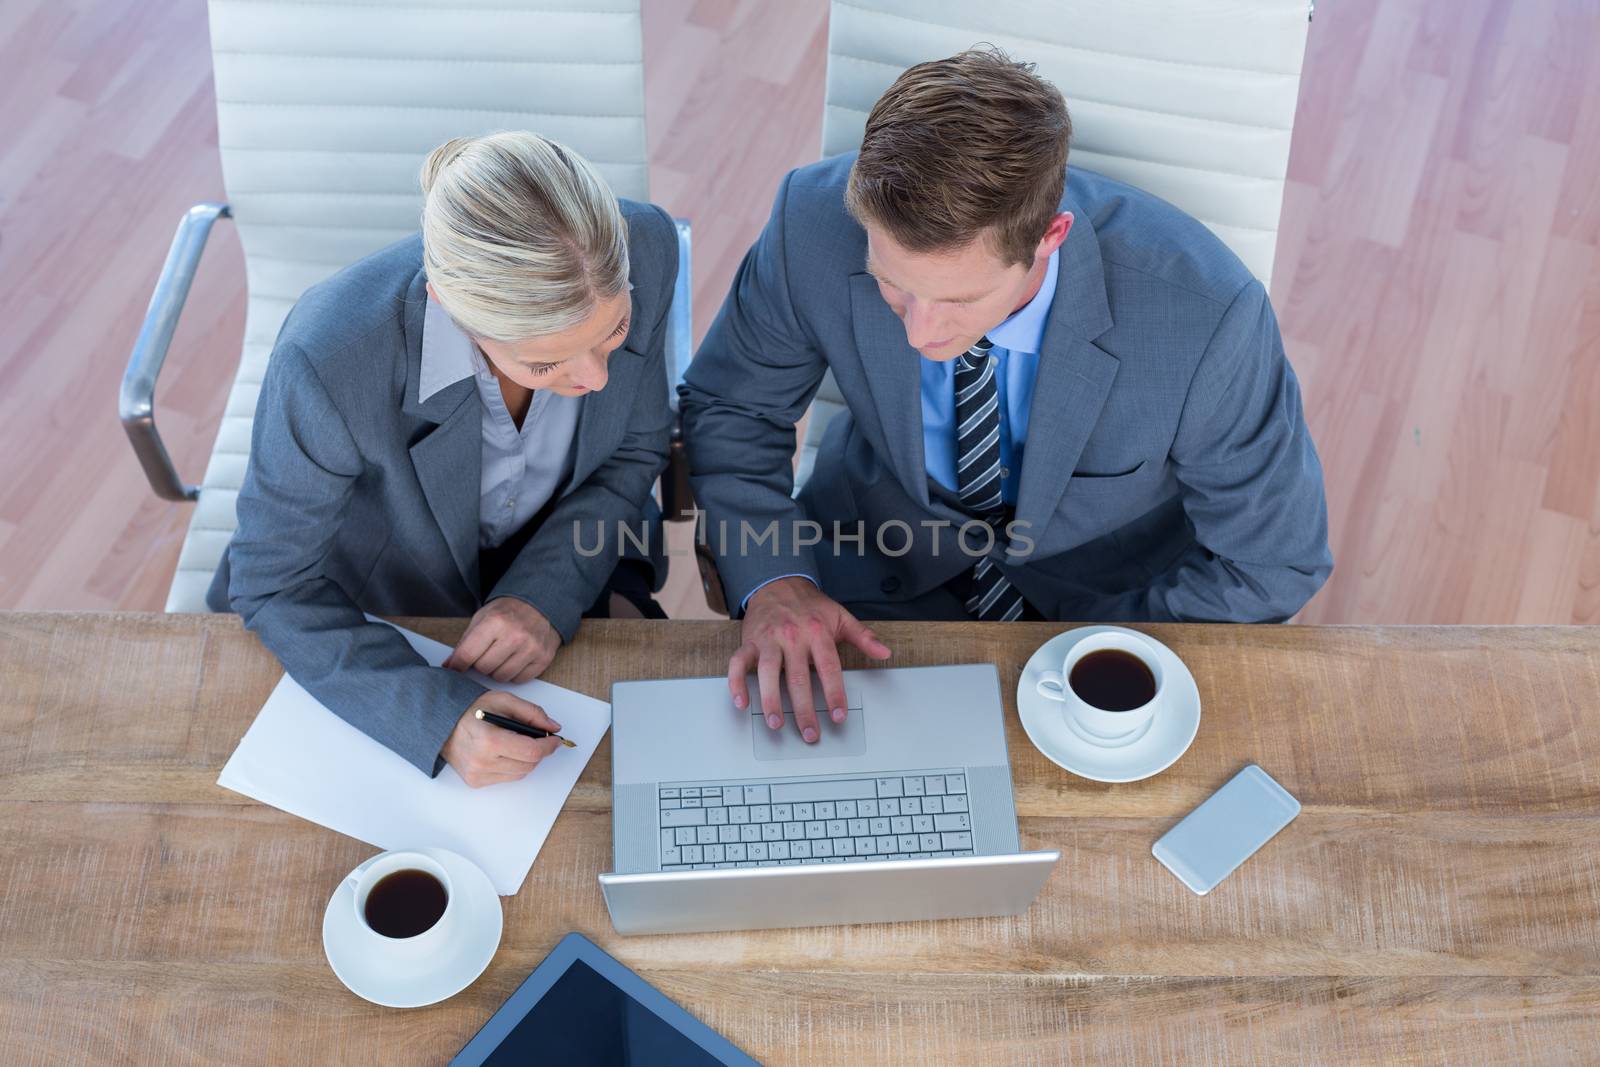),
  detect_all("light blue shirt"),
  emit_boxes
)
[418,299,582,550]
[920,248,1058,506]
[741,250,1059,610]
